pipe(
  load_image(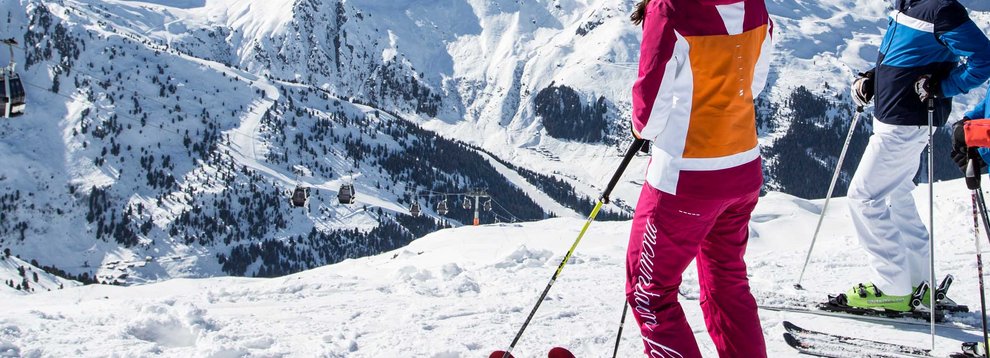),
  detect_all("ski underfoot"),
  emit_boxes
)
[679,277,971,329]
[759,301,977,330]
[817,301,945,322]
[548,347,576,358]
[783,321,976,358]
[811,278,966,323]
[747,280,978,330]
[488,347,574,358]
